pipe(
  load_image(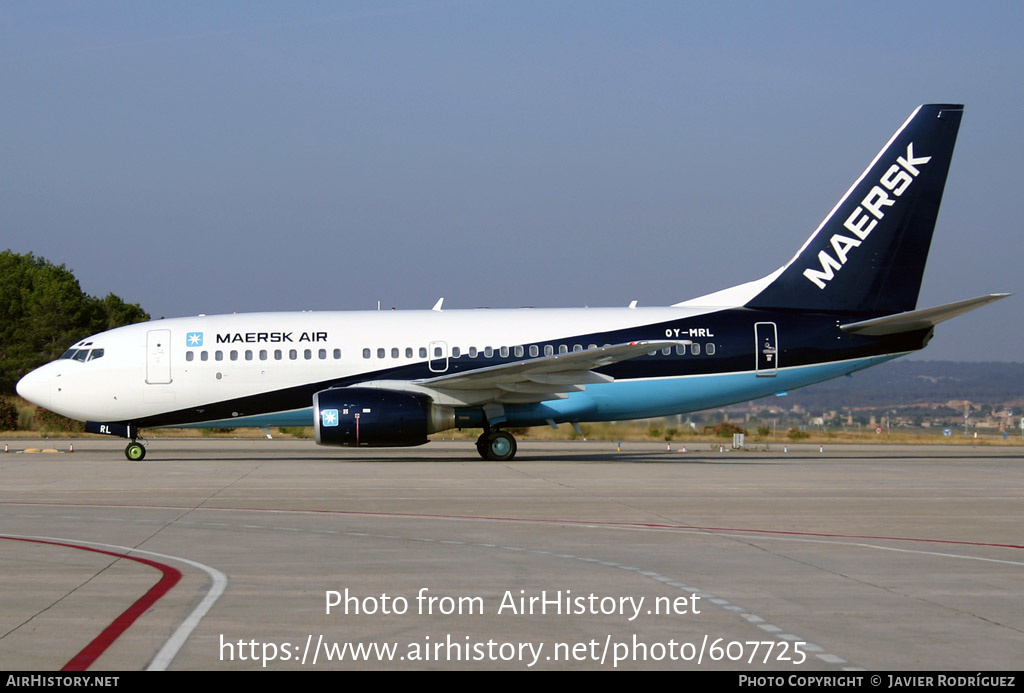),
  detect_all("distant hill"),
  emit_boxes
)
[752,361,1024,411]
